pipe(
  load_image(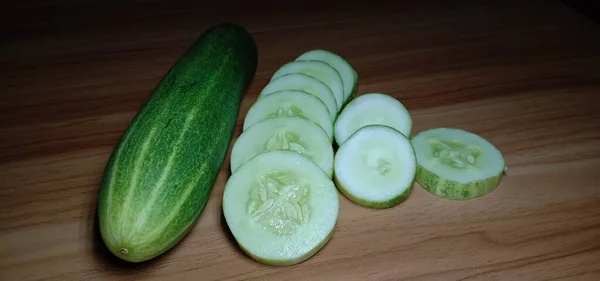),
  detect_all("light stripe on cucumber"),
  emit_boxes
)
[97,23,257,263]
[271,60,345,111]
[259,73,338,120]
[243,90,333,142]
[334,125,416,209]
[223,150,339,266]
[296,49,358,104]
[334,93,412,147]
[231,117,334,177]
[411,128,506,200]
